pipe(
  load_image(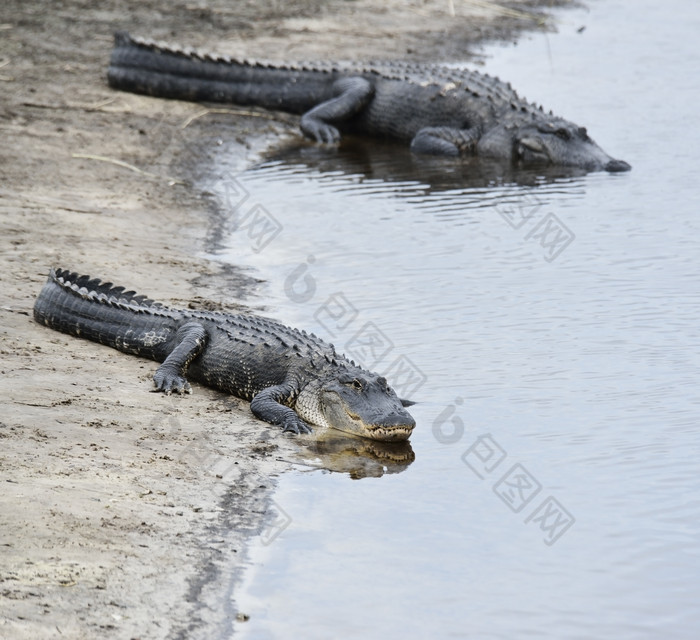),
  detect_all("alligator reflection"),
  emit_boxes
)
[294,429,415,479]
[258,136,590,192]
